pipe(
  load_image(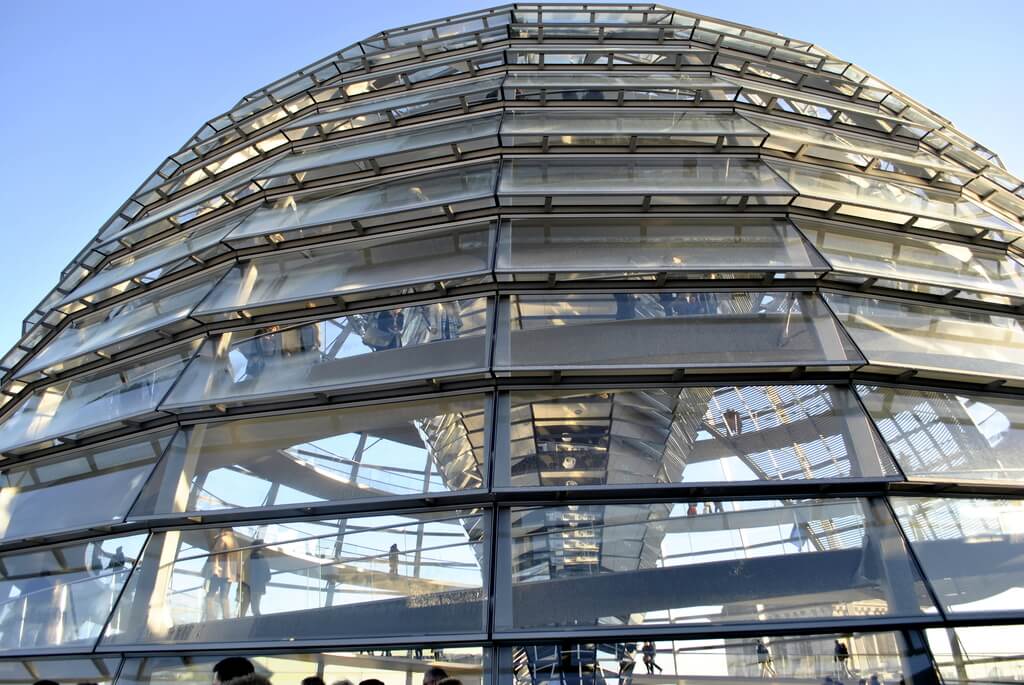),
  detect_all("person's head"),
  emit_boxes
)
[34,680,59,685]
[224,676,271,685]
[331,681,354,685]
[358,680,385,685]
[301,677,326,685]
[437,680,463,685]
[212,657,255,685]
[423,667,449,685]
